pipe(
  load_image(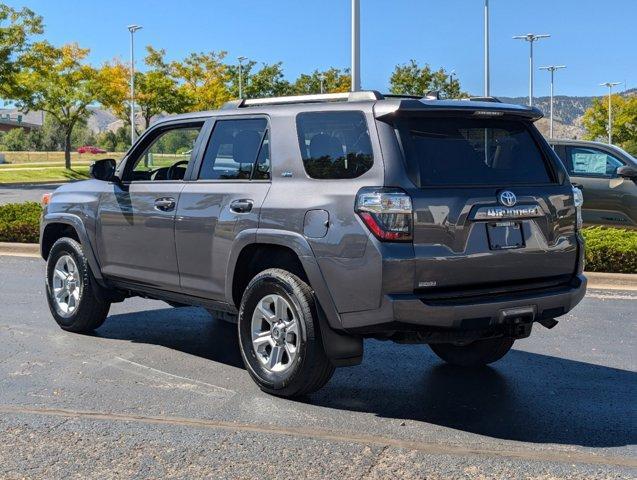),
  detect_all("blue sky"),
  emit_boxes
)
[5,0,636,97]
